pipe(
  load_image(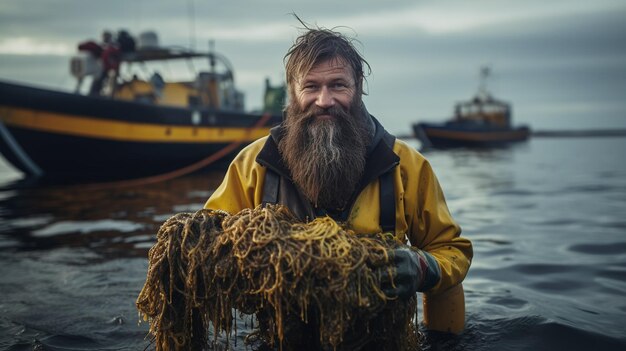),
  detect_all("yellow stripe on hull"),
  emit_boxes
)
[0,106,271,143]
